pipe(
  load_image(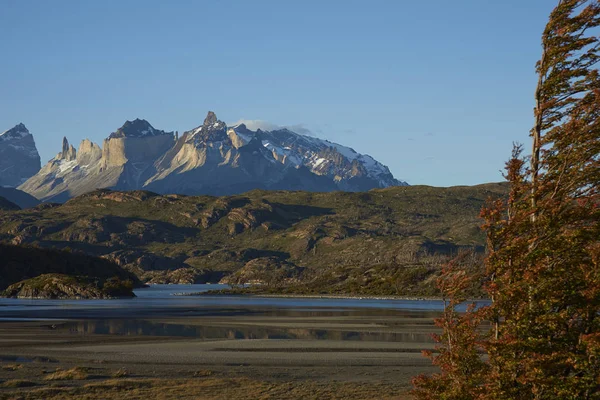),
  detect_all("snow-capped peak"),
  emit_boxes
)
[186,111,228,143]
[0,123,31,141]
